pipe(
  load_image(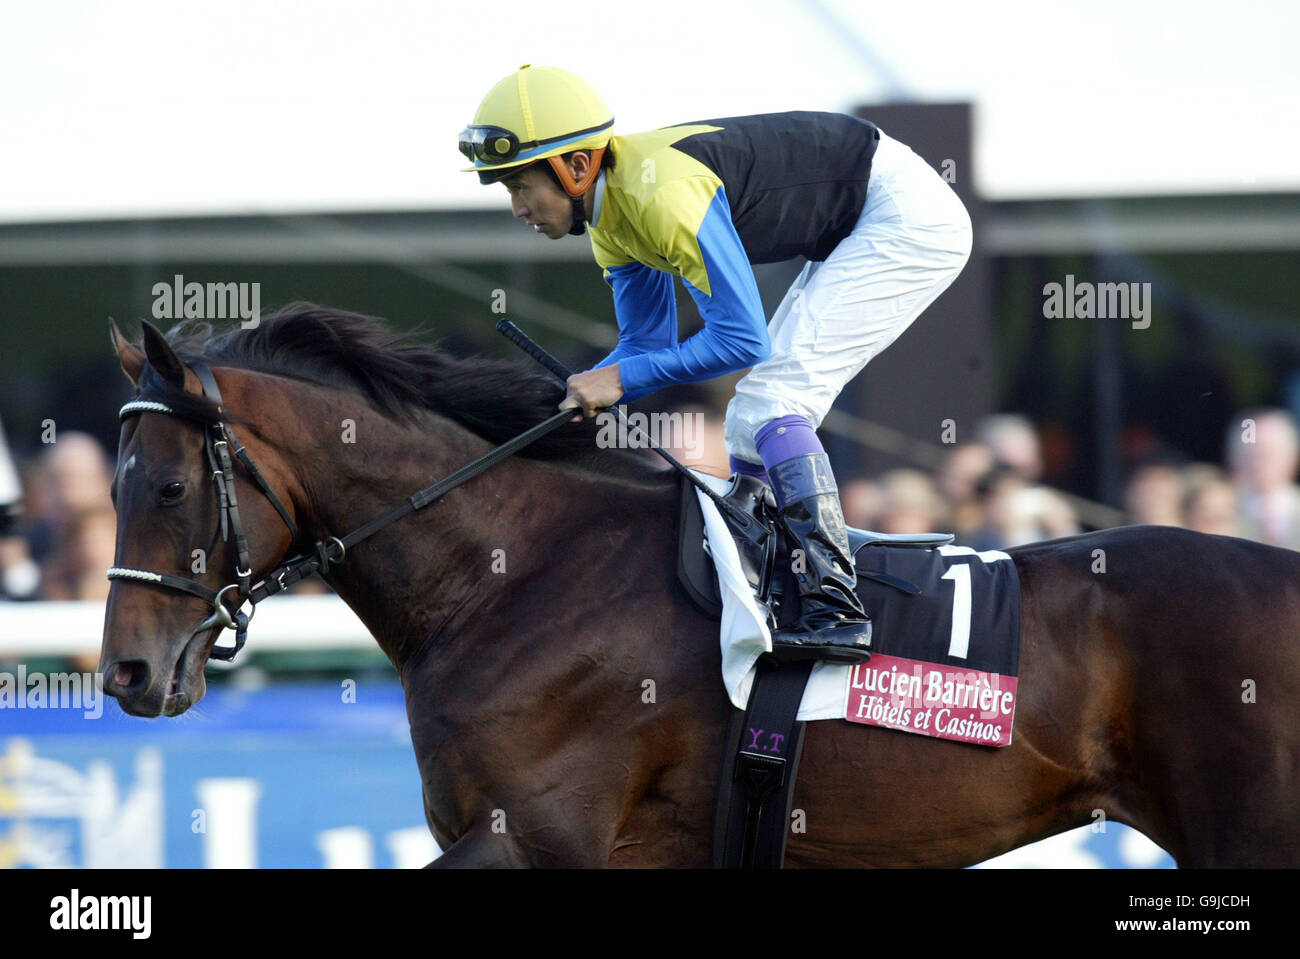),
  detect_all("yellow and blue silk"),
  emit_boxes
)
[586,112,879,400]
